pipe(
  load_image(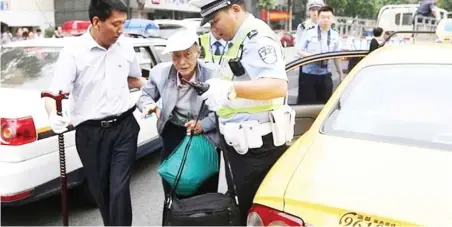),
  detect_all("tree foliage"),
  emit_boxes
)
[258,0,275,9]
[438,0,452,11]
